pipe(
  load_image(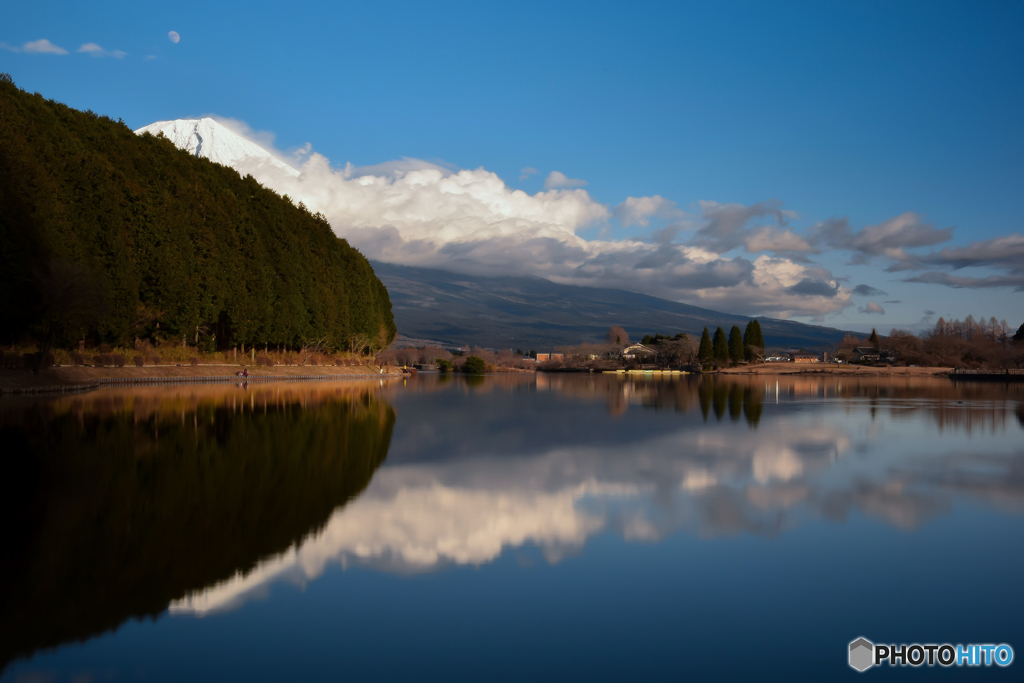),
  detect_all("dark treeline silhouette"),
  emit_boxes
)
[839,316,1024,368]
[0,74,395,364]
[697,319,765,366]
[0,385,394,671]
